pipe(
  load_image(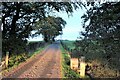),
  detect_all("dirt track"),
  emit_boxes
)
[3,42,62,78]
